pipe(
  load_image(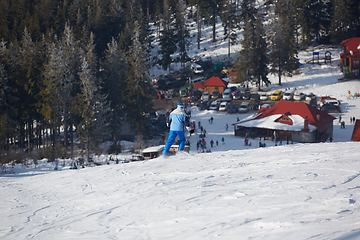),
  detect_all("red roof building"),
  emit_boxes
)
[351,119,360,142]
[228,72,238,83]
[233,101,336,143]
[340,37,360,79]
[202,77,228,94]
